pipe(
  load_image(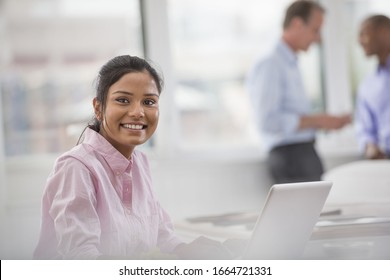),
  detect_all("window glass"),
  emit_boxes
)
[168,0,324,152]
[0,0,143,156]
